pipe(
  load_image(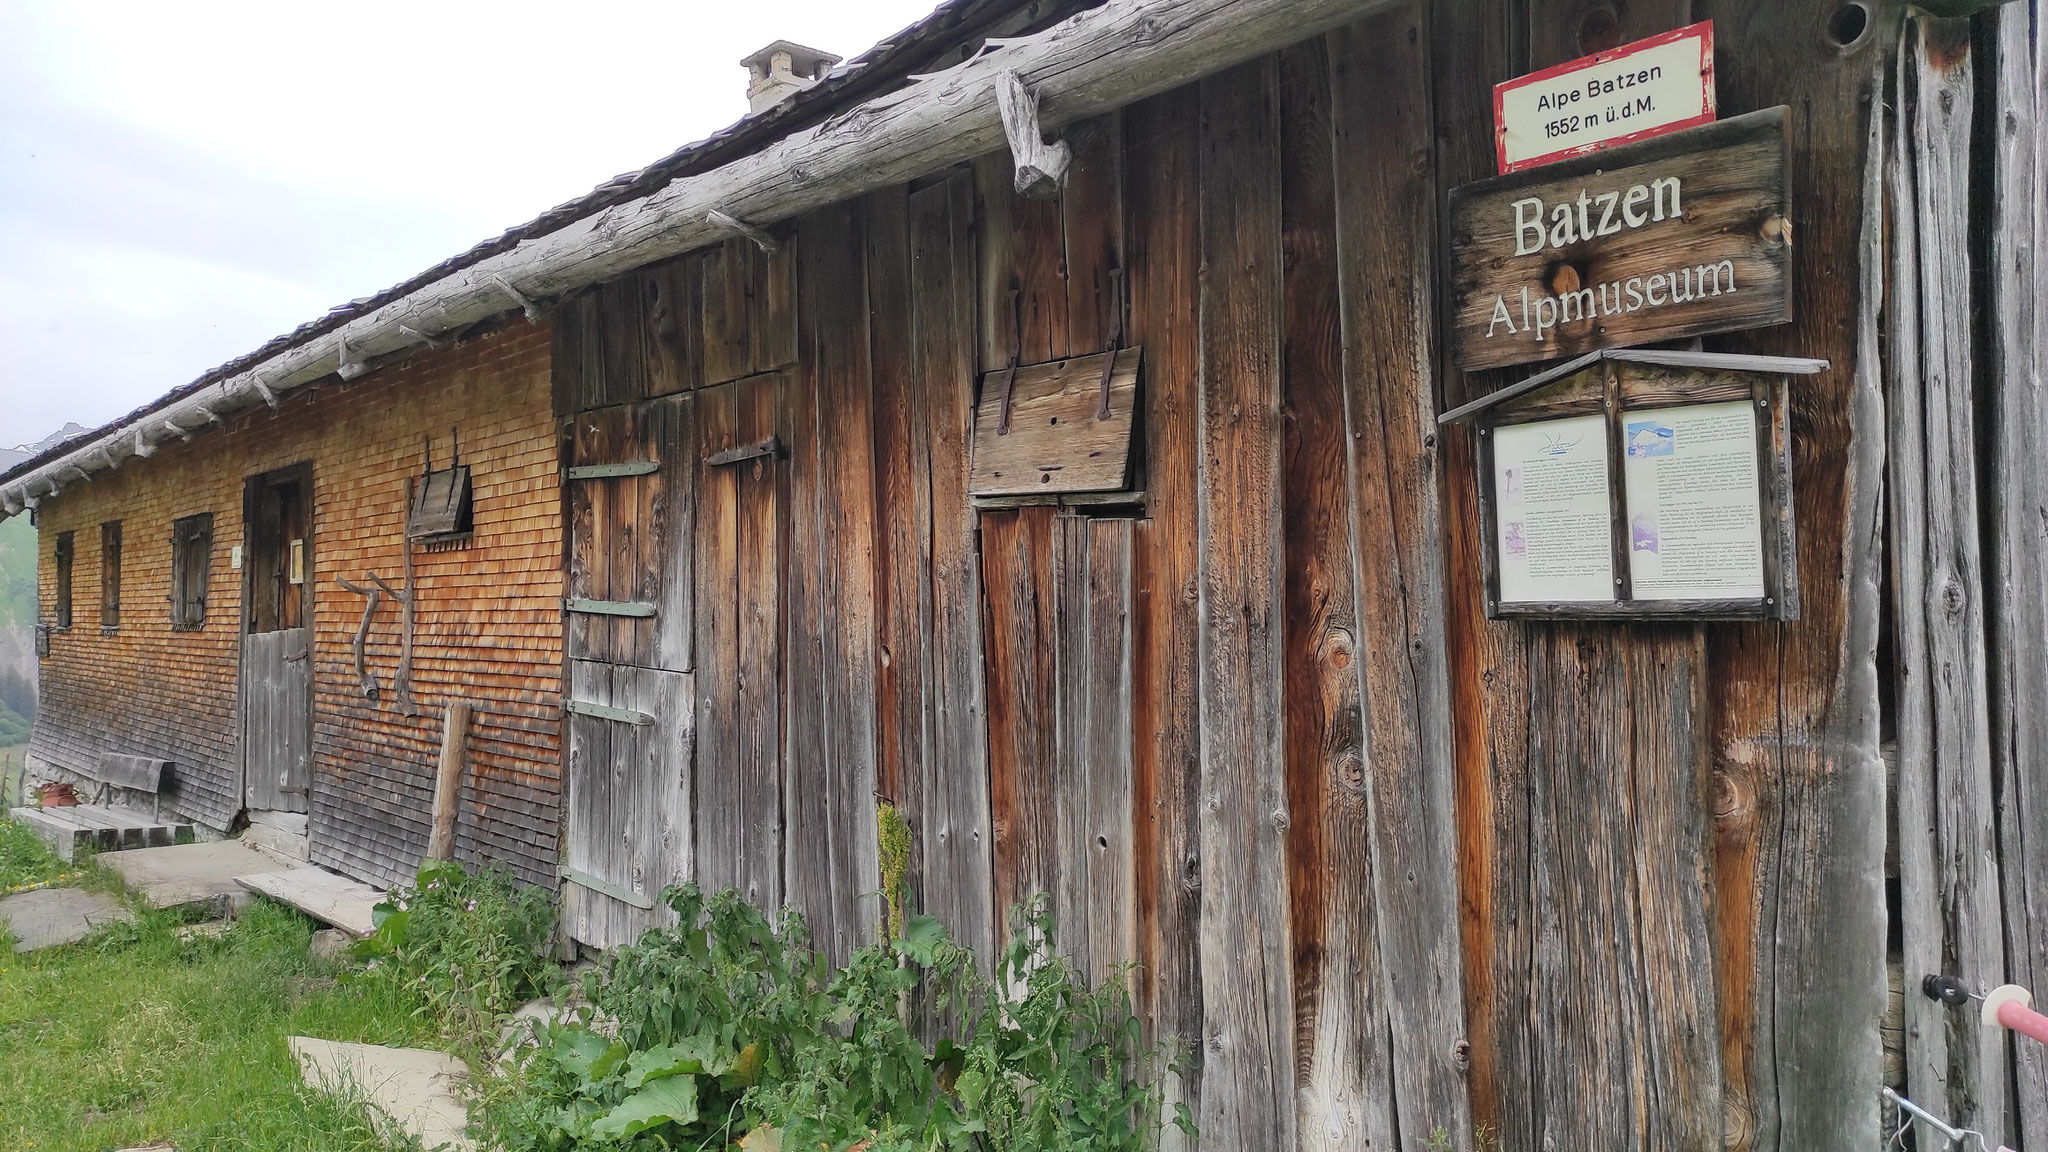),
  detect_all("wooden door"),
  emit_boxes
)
[243,628,311,811]
[561,659,694,948]
[241,466,312,813]
[691,374,786,912]
[561,393,703,947]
